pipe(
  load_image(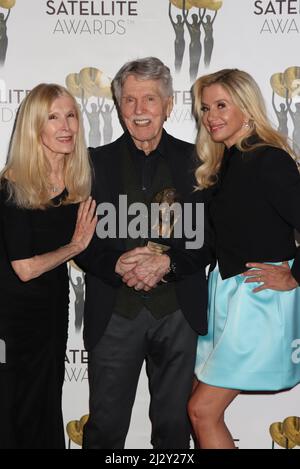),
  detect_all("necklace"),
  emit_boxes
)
[49,185,60,193]
[48,174,64,194]
[48,184,64,196]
